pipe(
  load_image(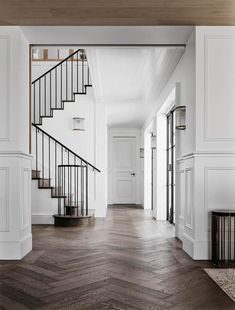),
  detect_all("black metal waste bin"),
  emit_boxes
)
[212,210,235,267]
